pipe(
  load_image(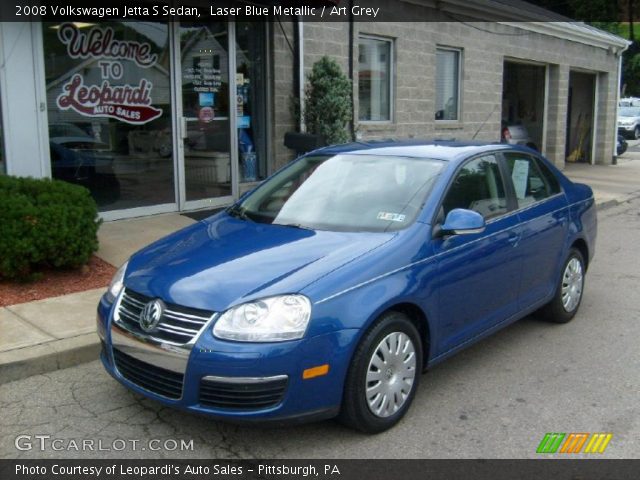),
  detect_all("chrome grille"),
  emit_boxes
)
[113,348,183,399]
[116,288,213,344]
